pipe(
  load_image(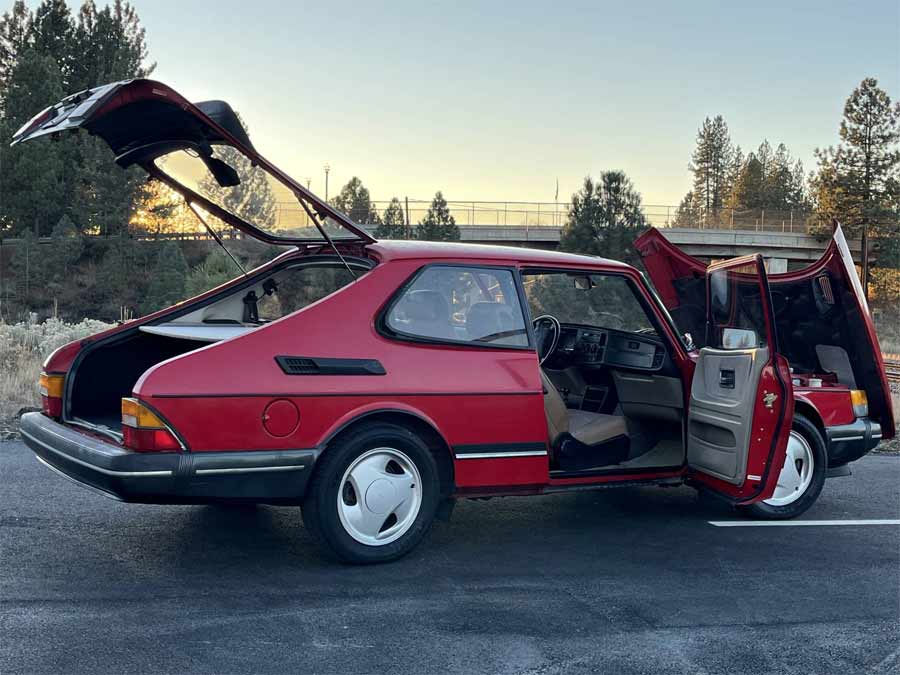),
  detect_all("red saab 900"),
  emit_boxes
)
[15,80,893,563]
